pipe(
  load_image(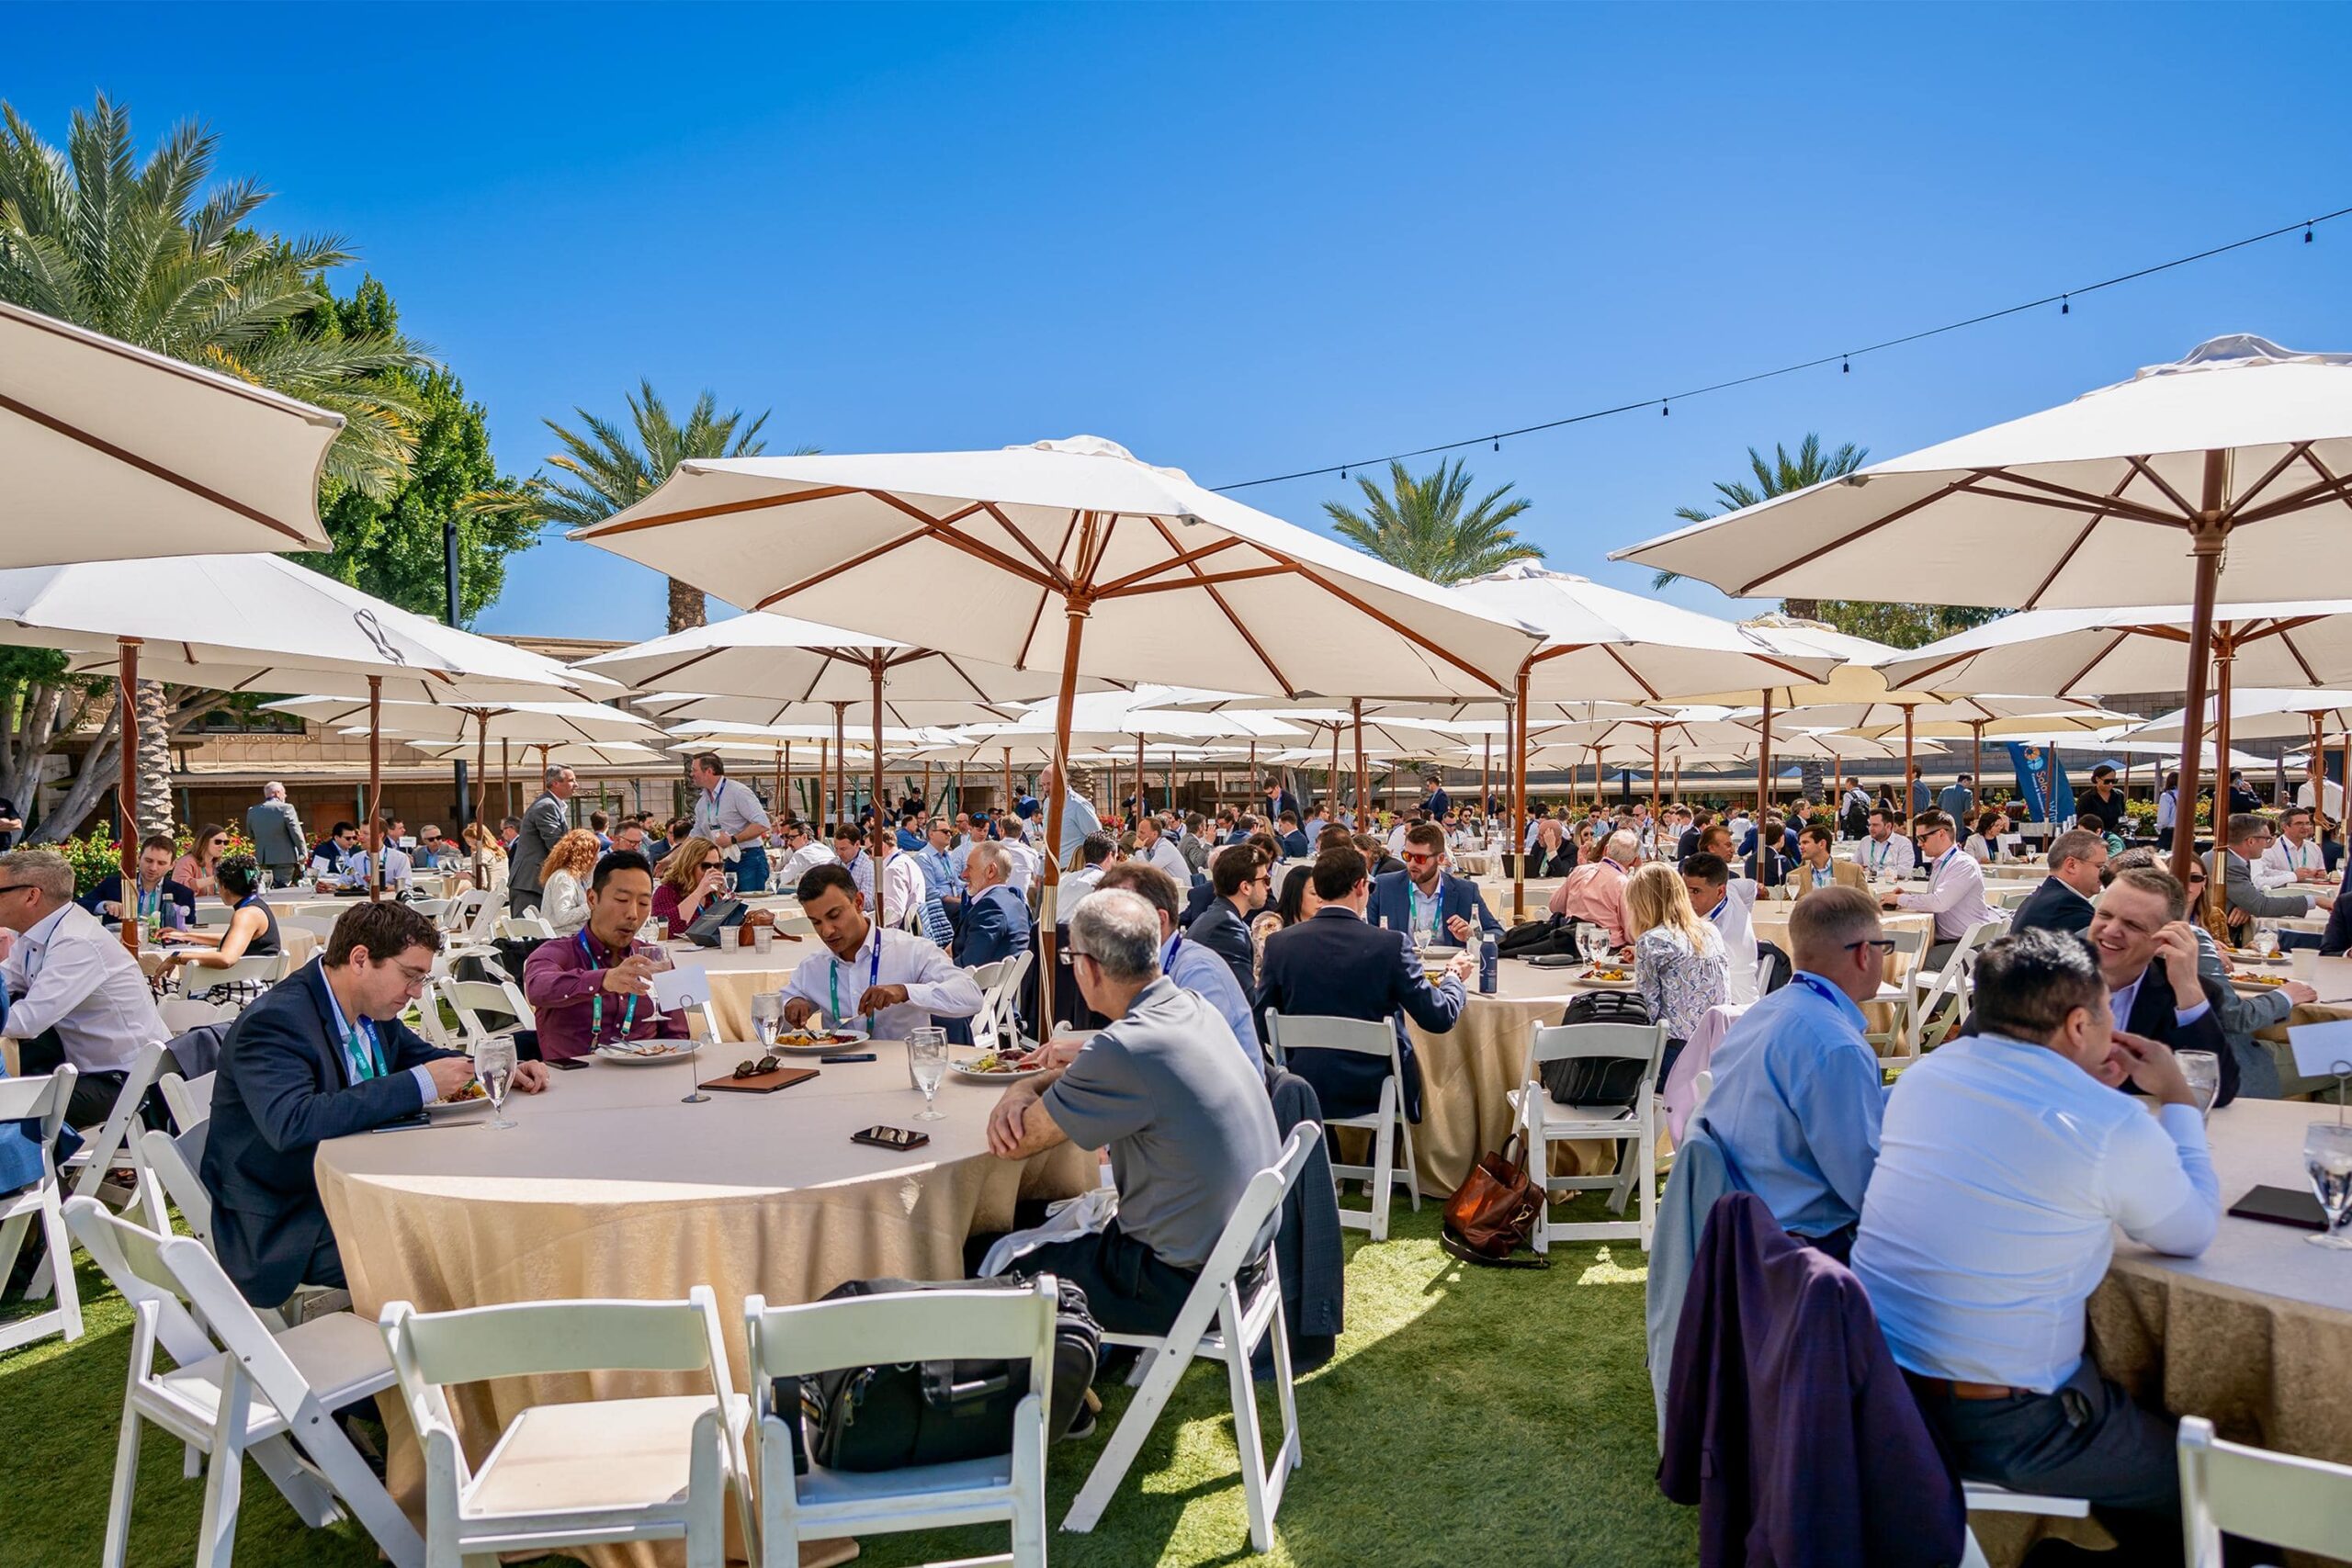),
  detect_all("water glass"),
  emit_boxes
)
[2176,1050,2222,1123]
[751,991,781,1048]
[906,1027,948,1122]
[476,1035,519,1131]
[2253,920,2280,960]
[723,871,740,897]
[2307,1122,2352,1249]
[2293,947,2319,983]
[753,923,775,956]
